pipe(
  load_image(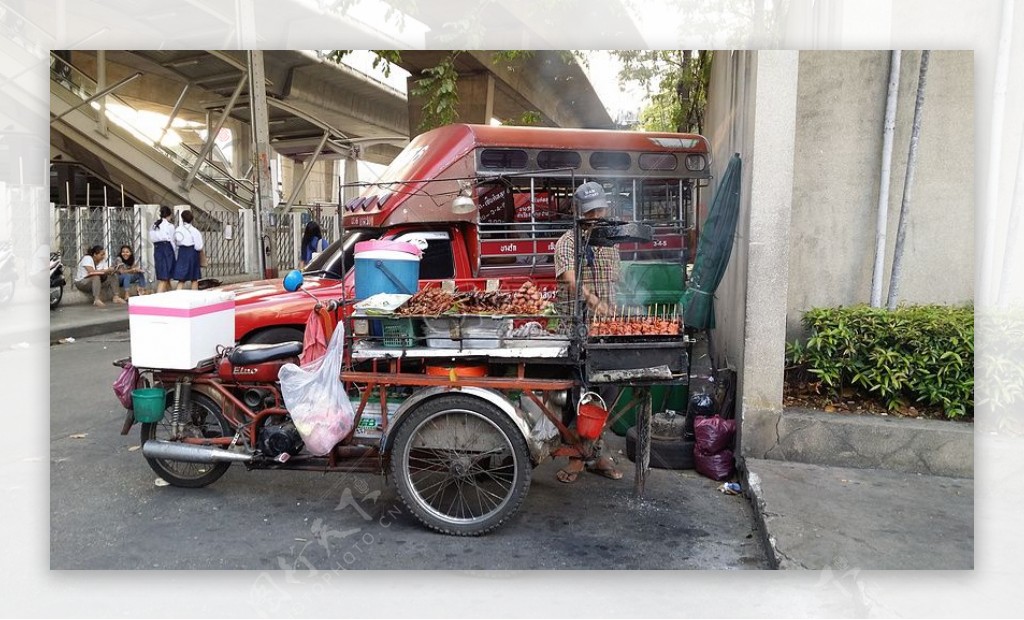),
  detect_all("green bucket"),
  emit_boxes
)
[132,388,167,424]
